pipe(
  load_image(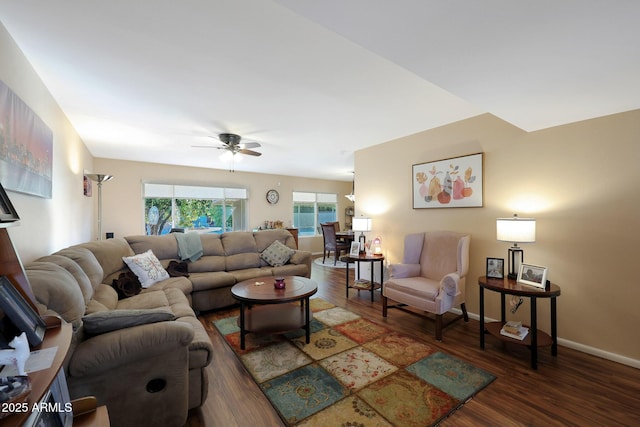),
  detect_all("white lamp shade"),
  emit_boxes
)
[352,217,372,232]
[497,216,536,243]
